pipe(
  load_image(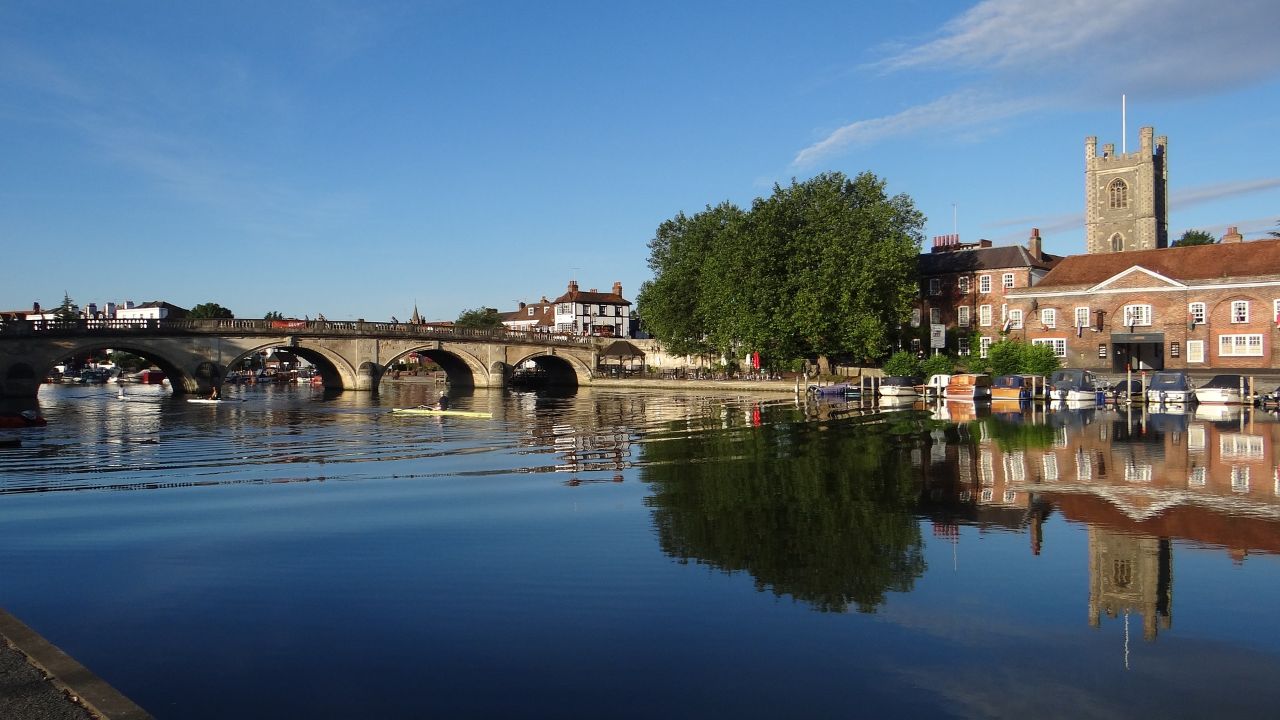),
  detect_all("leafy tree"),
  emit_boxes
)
[882,350,920,377]
[987,339,1023,376]
[263,311,284,321]
[455,307,503,329]
[190,302,234,319]
[637,171,925,372]
[921,352,956,378]
[1173,229,1216,247]
[1020,342,1061,375]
